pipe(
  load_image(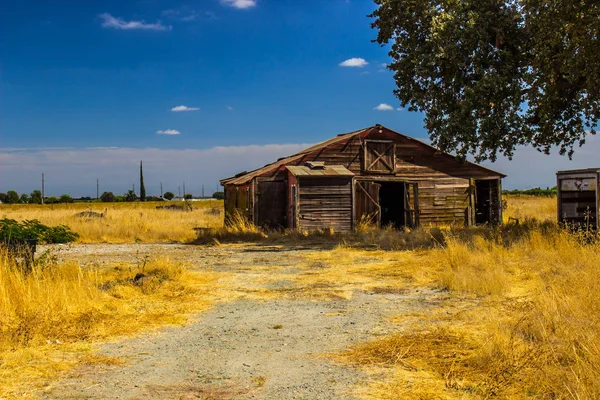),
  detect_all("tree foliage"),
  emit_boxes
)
[371,0,600,161]
[140,160,146,202]
[163,192,175,200]
[6,191,19,204]
[212,191,225,200]
[124,190,137,202]
[59,194,74,203]
[29,190,42,204]
[100,191,116,202]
